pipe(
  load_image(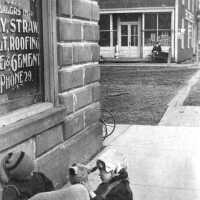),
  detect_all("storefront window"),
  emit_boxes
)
[144,31,157,46]
[158,31,171,46]
[99,31,110,46]
[144,13,171,46]
[113,14,117,30]
[0,0,43,115]
[113,30,117,46]
[99,14,110,46]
